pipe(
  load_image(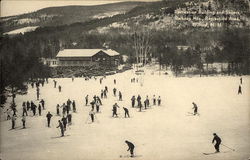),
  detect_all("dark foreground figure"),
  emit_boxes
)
[212,133,221,153]
[125,140,135,157]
